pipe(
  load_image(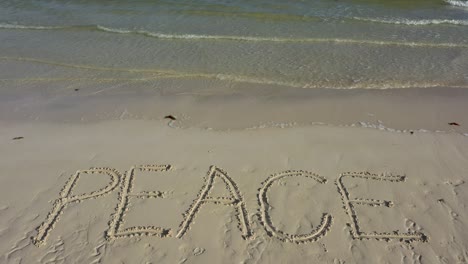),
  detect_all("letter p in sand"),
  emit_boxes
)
[32,168,121,247]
